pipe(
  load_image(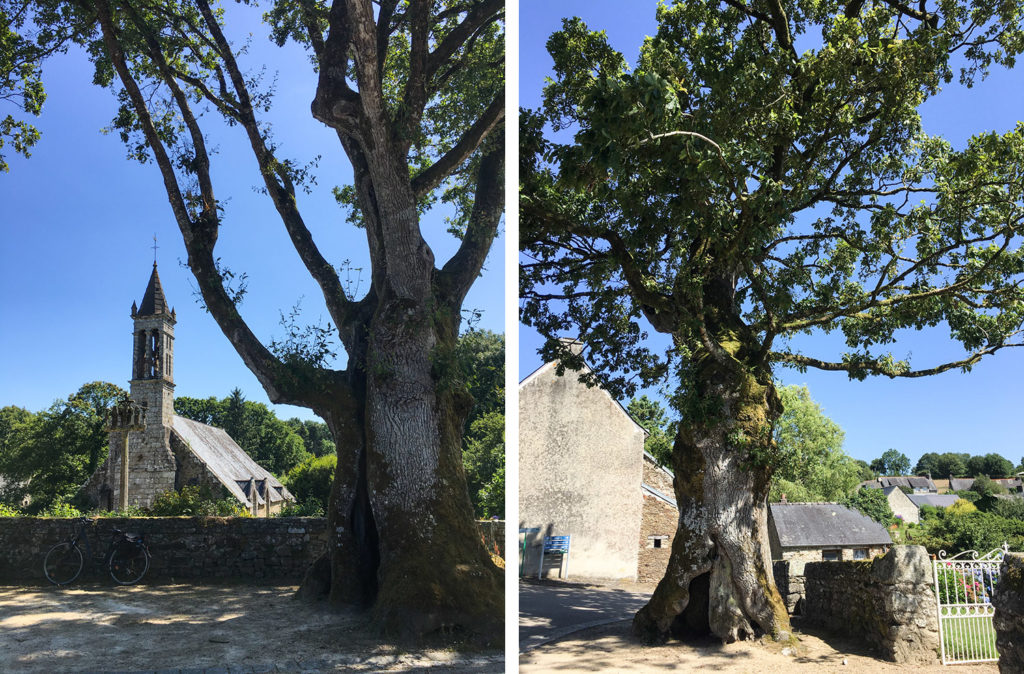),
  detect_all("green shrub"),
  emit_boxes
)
[40,501,82,518]
[276,498,325,517]
[87,505,149,518]
[0,503,22,517]
[283,454,336,508]
[150,486,249,517]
